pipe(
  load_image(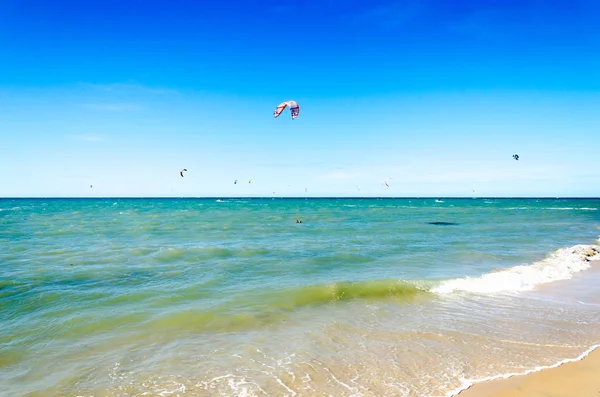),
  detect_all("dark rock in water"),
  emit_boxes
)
[427,222,458,226]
